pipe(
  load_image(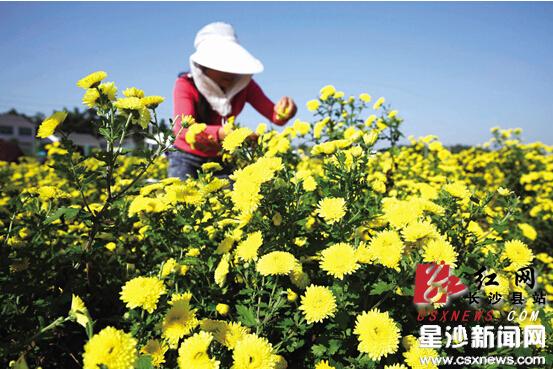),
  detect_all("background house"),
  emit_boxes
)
[0,113,36,154]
